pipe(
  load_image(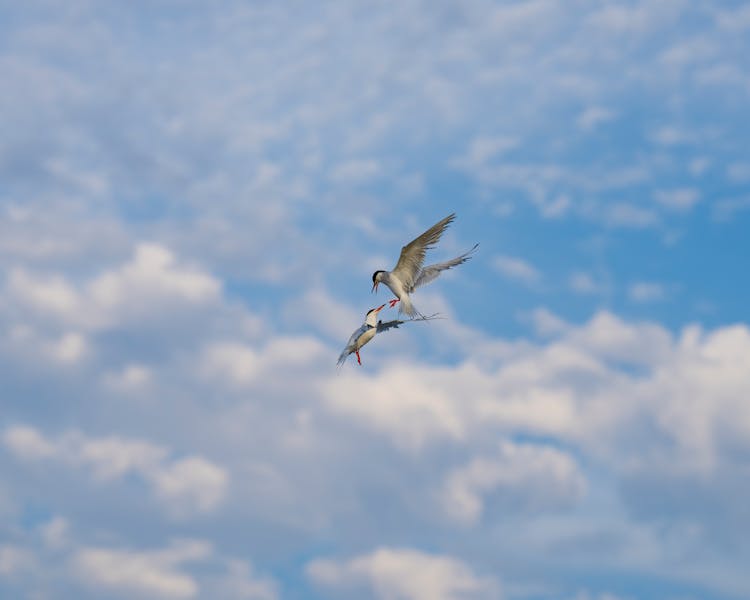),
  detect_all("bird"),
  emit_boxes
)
[337,305,440,366]
[371,213,478,317]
